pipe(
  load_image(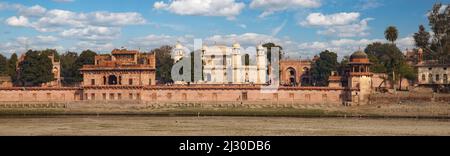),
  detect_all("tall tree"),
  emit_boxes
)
[18,50,54,86]
[427,3,450,63]
[310,50,339,86]
[7,53,18,83]
[0,54,8,76]
[262,42,283,63]
[413,25,432,60]
[40,49,60,61]
[413,25,431,49]
[384,26,399,44]
[152,45,174,84]
[60,52,79,84]
[72,50,96,83]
